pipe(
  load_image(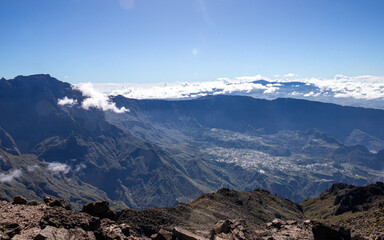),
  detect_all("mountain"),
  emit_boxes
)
[0,148,114,210]
[0,187,308,239]
[302,182,384,238]
[0,184,375,239]
[0,75,237,209]
[1,74,384,209]
[109,94,384,201]
[112,94,384,143]
[117,187,304,237]
[345,129,384,153]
